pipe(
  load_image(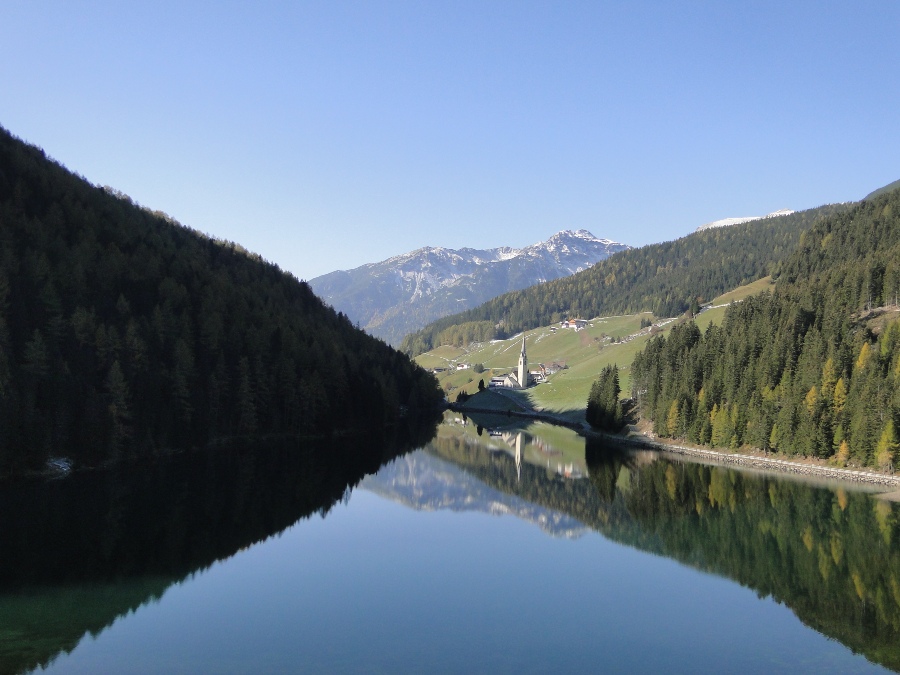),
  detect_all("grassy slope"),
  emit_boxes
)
[711,275,774,303]
[418,277,776,422]
[693,276,775,329]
